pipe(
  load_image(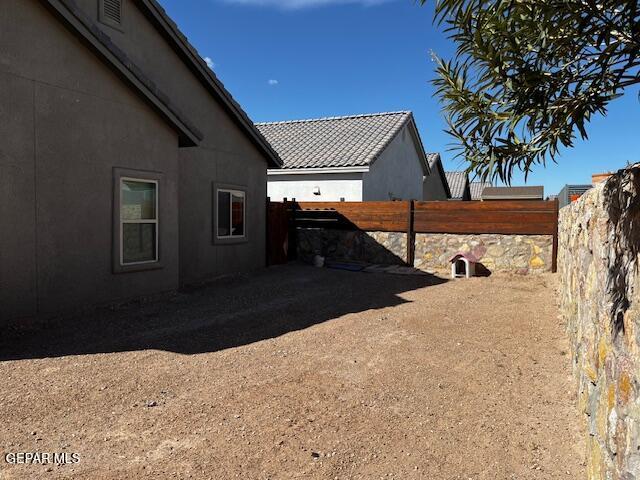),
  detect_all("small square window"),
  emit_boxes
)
[216,188,245,240]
